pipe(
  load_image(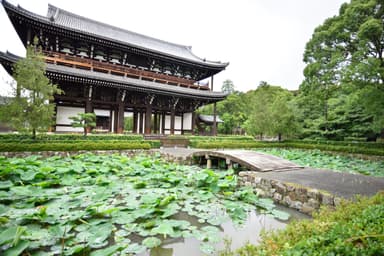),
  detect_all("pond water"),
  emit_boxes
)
[139,206,309,256]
